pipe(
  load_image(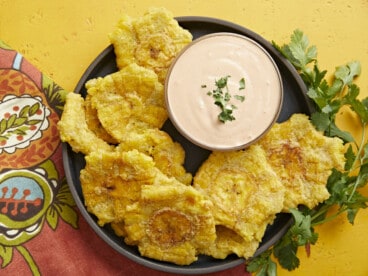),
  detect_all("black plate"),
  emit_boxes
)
[63,16,313,274]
